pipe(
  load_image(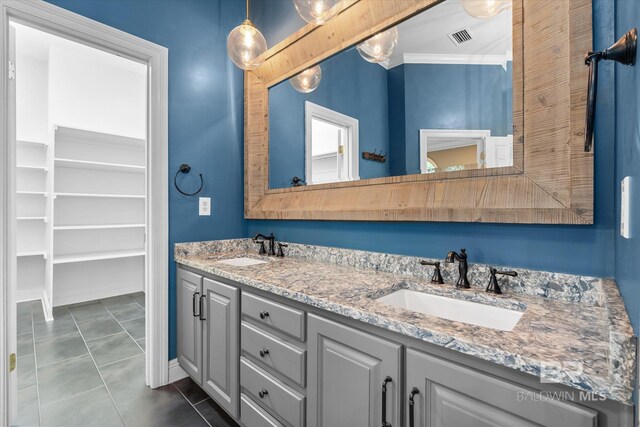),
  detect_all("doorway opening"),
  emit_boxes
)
[1,2,168,425]
[12,21,148,425]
